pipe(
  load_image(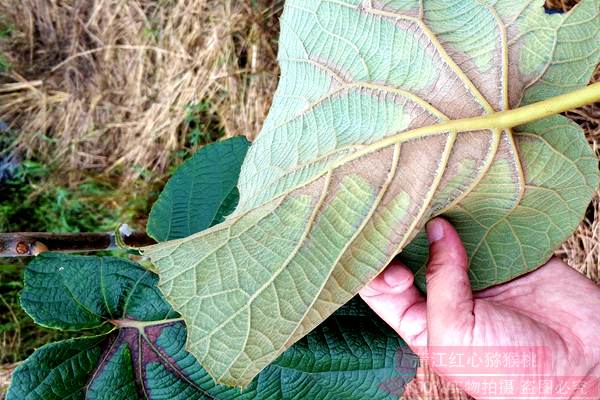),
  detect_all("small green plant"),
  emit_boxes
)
[184,102,225,148]
[0,16,12,72]
[0,159,152,233]
[0,54,10,73]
